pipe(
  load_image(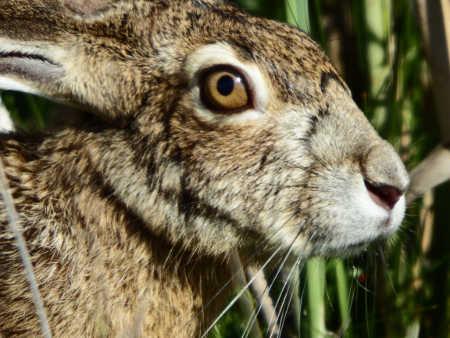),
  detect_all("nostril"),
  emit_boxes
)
[364,180,402,211]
